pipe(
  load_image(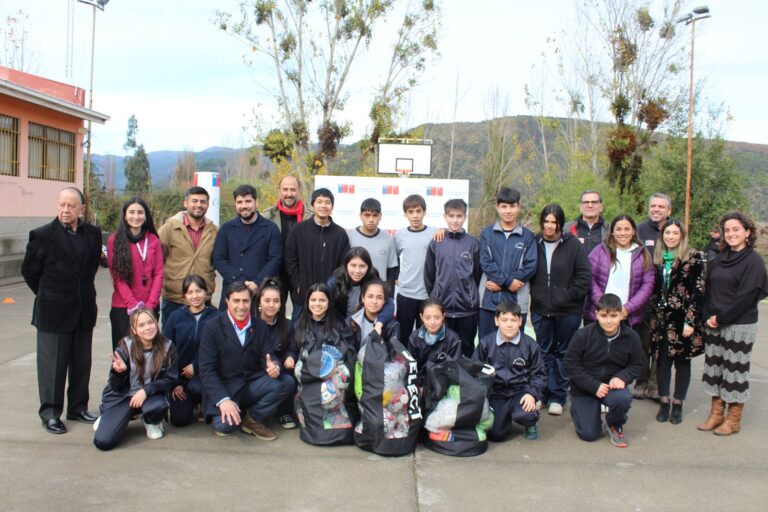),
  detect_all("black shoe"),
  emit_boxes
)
[670,403,683,424]
[66,410,98,423]
[656,402,670,422]
[42,418,67,434]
